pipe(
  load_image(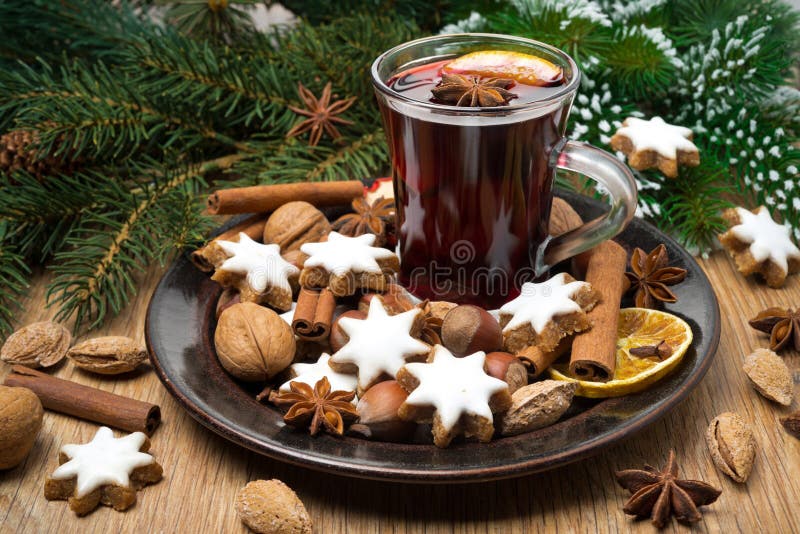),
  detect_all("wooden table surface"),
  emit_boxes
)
[1,250,799,534]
